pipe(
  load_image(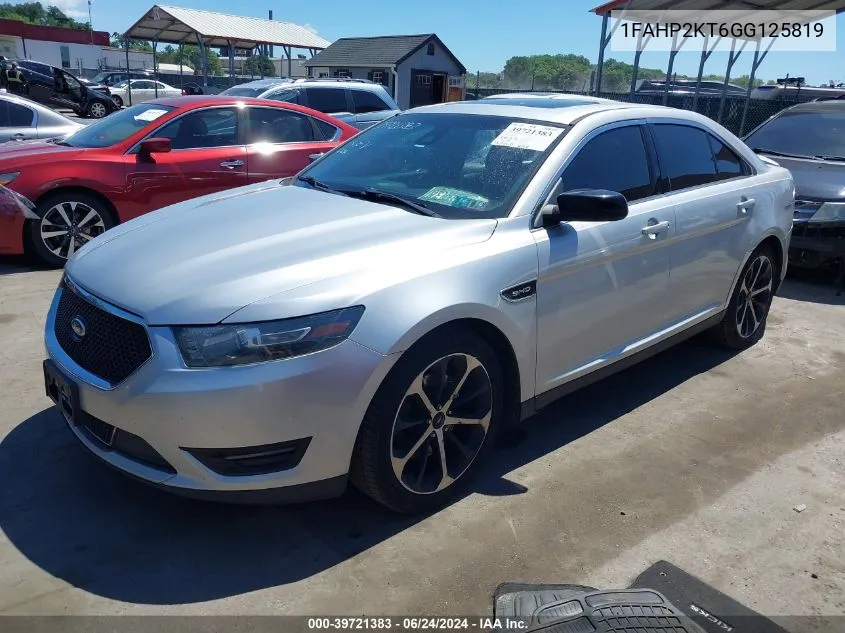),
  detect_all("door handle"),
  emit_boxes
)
[219,159,244,168]
[737,197,756,215]
[11,133,26,140]
[308,153,325,162]
[641,219,670,238]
